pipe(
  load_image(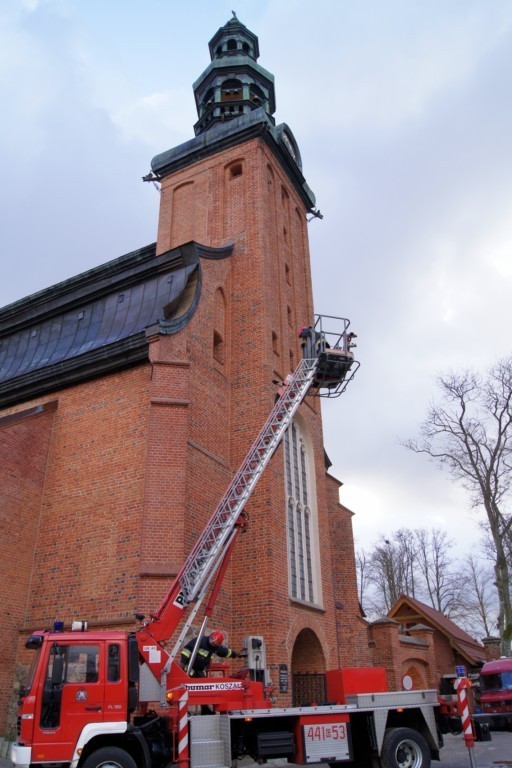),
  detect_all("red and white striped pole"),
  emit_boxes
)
[178,688,190,768]
[454,676,476,768]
